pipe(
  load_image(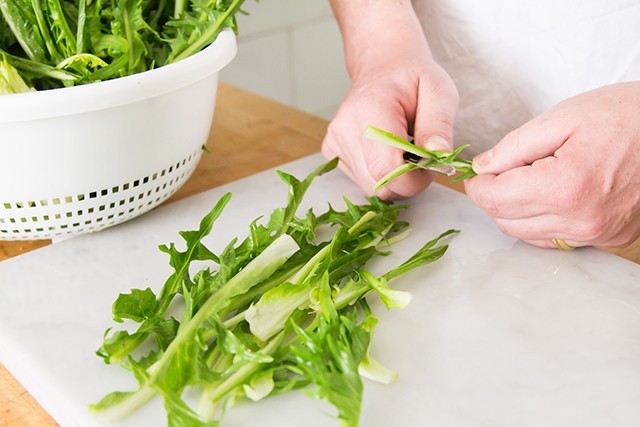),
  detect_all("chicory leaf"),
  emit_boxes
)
[93,159,460,427]
[364,125,477,191]
[360,270,412,310]
[0,53,31,92]
[0,0,252,90]
[242,369,275,402]
[112,287,158,323]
